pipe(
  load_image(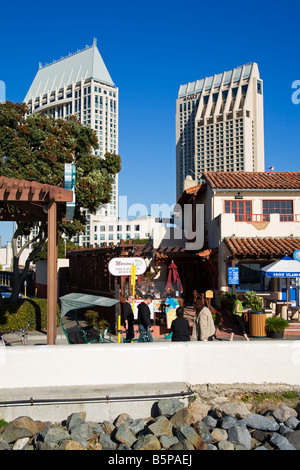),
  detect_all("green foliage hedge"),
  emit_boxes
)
[0,299,60,332]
